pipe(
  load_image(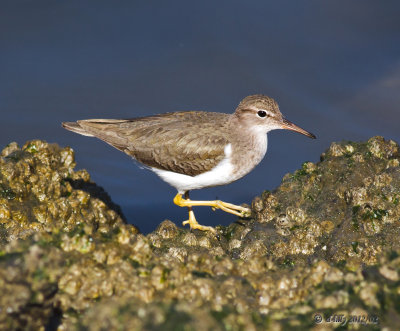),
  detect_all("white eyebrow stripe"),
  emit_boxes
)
[247,106,275,117]
[259,109,275,117]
